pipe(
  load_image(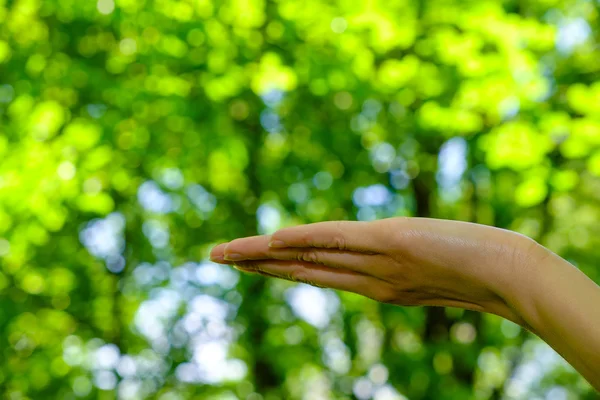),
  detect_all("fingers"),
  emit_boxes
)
[209,242,229,262]
[232,259,395,302]
[211,235,389,276]
[233,264,282,279]
[268,220,389,252]
[222,235,271,260]
[209,235,270,263]
[209,218,396,263]
[240,247,387,277]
